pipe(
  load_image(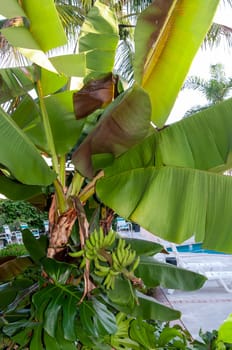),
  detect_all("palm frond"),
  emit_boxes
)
[114,39,134,86]
[221,0,232,6]
[182,76,208,93]
[55,2,85,35]
[183,64,232,105]
[203,22,232,49]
